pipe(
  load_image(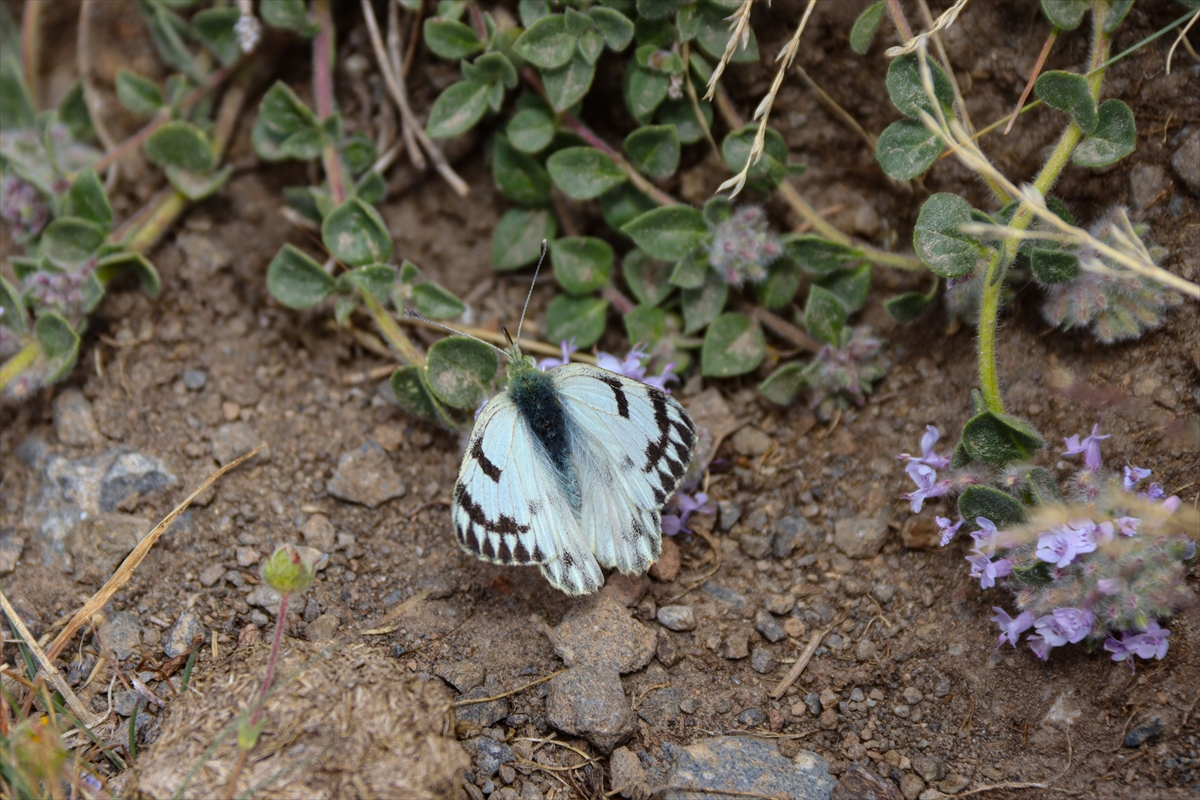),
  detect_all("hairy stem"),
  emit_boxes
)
[0,340,40,392]
[313,0,347,204]
[363,293,425,367]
